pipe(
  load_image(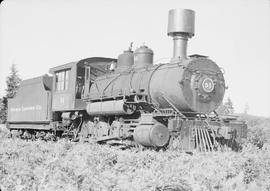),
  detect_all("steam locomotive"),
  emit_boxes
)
[6,9,247,151]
